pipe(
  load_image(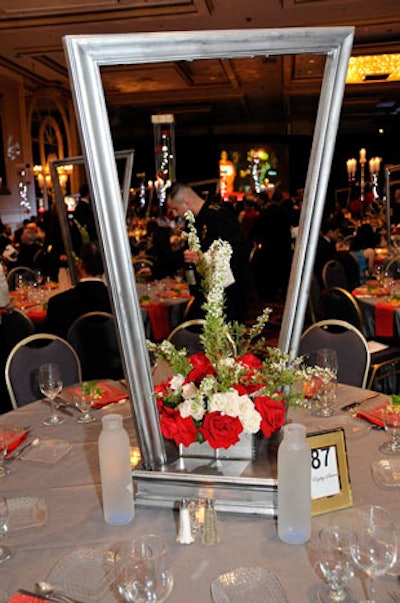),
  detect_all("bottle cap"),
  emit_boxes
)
[102,414,123,429]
